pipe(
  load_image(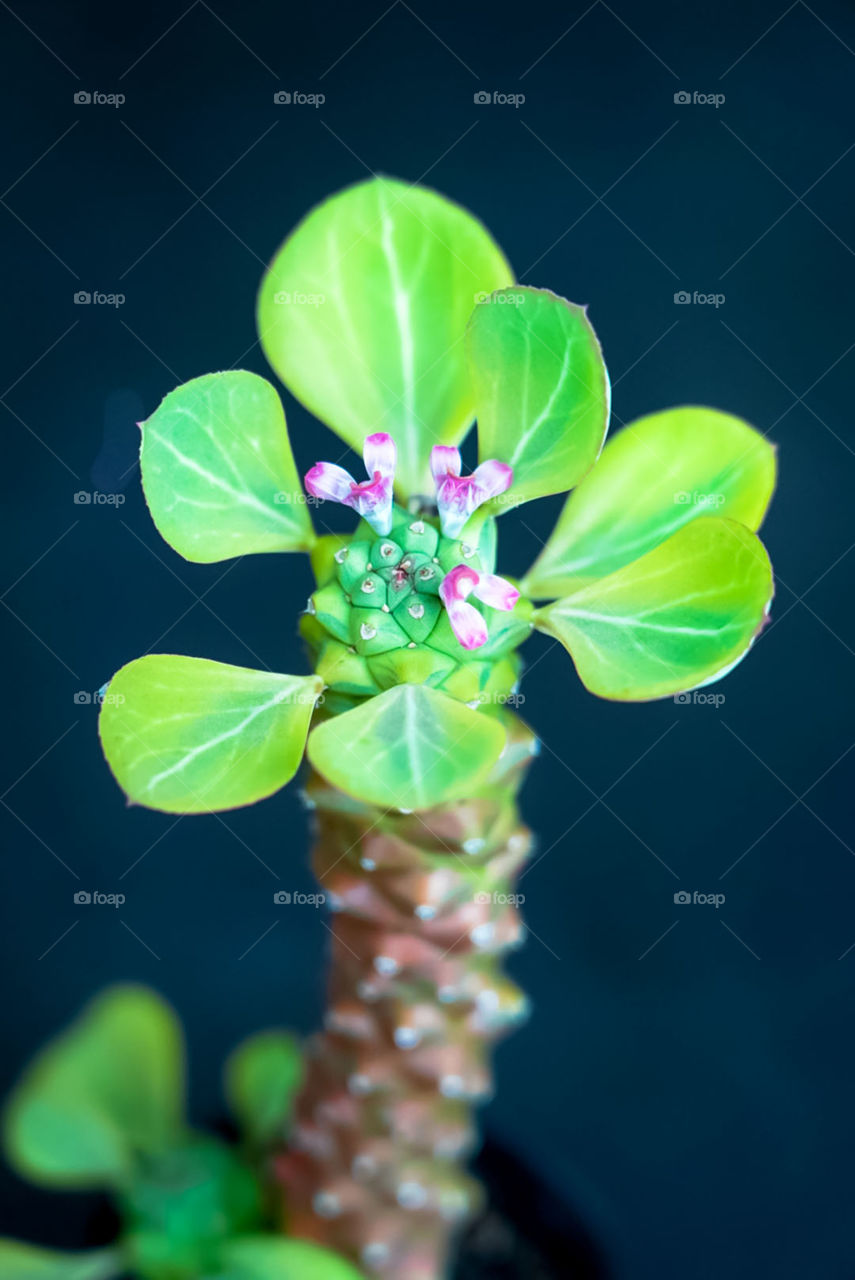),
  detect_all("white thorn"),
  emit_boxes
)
[414,903,436,920]
[470,922,495,949]
[462,837,485,854]
[439,1074,465,1099]
[352,1153,377,1179]
[396,1180,429,1210]
[360,623,377,640]
[361,1242,390,1267]
[313,1190,342,1218]
[374,955,400,976]
[394,1026,421,1049]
